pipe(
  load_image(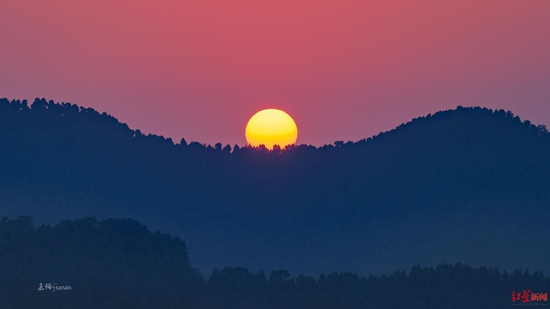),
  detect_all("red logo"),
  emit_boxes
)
[512,290,548,305]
